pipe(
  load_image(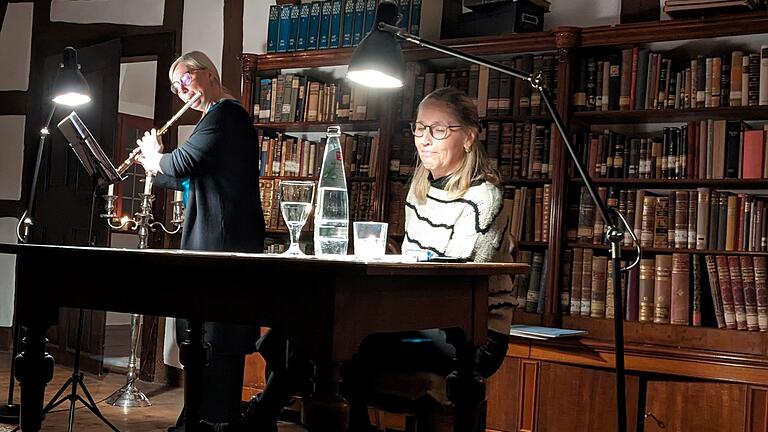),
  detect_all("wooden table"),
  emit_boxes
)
[0,243,528,432]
